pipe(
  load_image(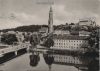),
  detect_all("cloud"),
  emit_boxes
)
[53,4,99,24]
[0,19,22,29]
[0,11,50,29]
[12,12,49,25]
[0,0,99,29]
